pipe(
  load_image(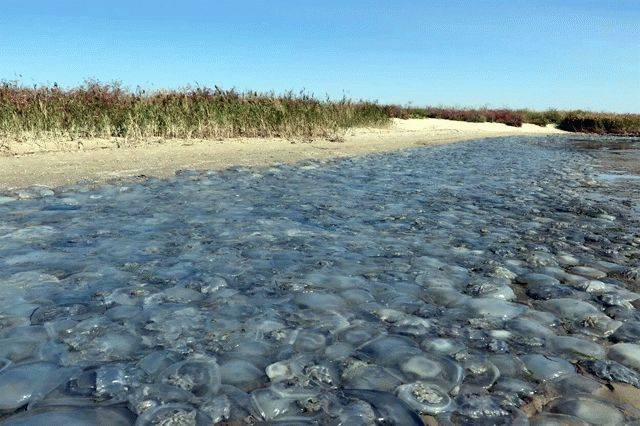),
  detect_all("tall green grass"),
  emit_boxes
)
[386,106,524,127]
[555,111,640,136]
[513,109,640,135]
[1,81,638,140]
[387,105,640,135]
[0,81,390,140]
